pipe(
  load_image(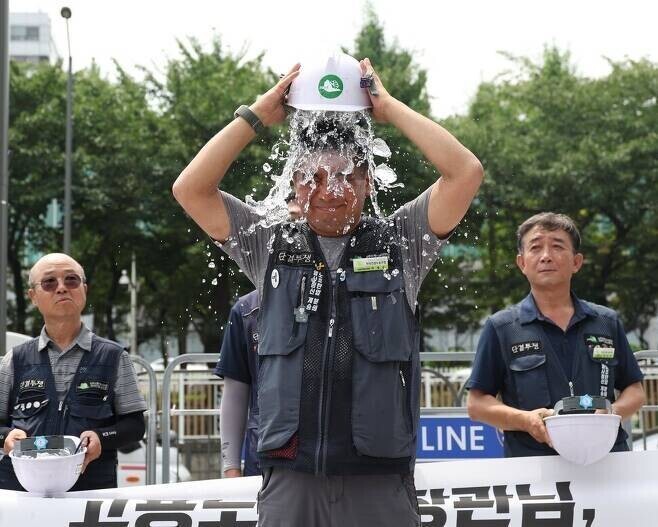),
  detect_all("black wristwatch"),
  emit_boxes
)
[234,105,265,134]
